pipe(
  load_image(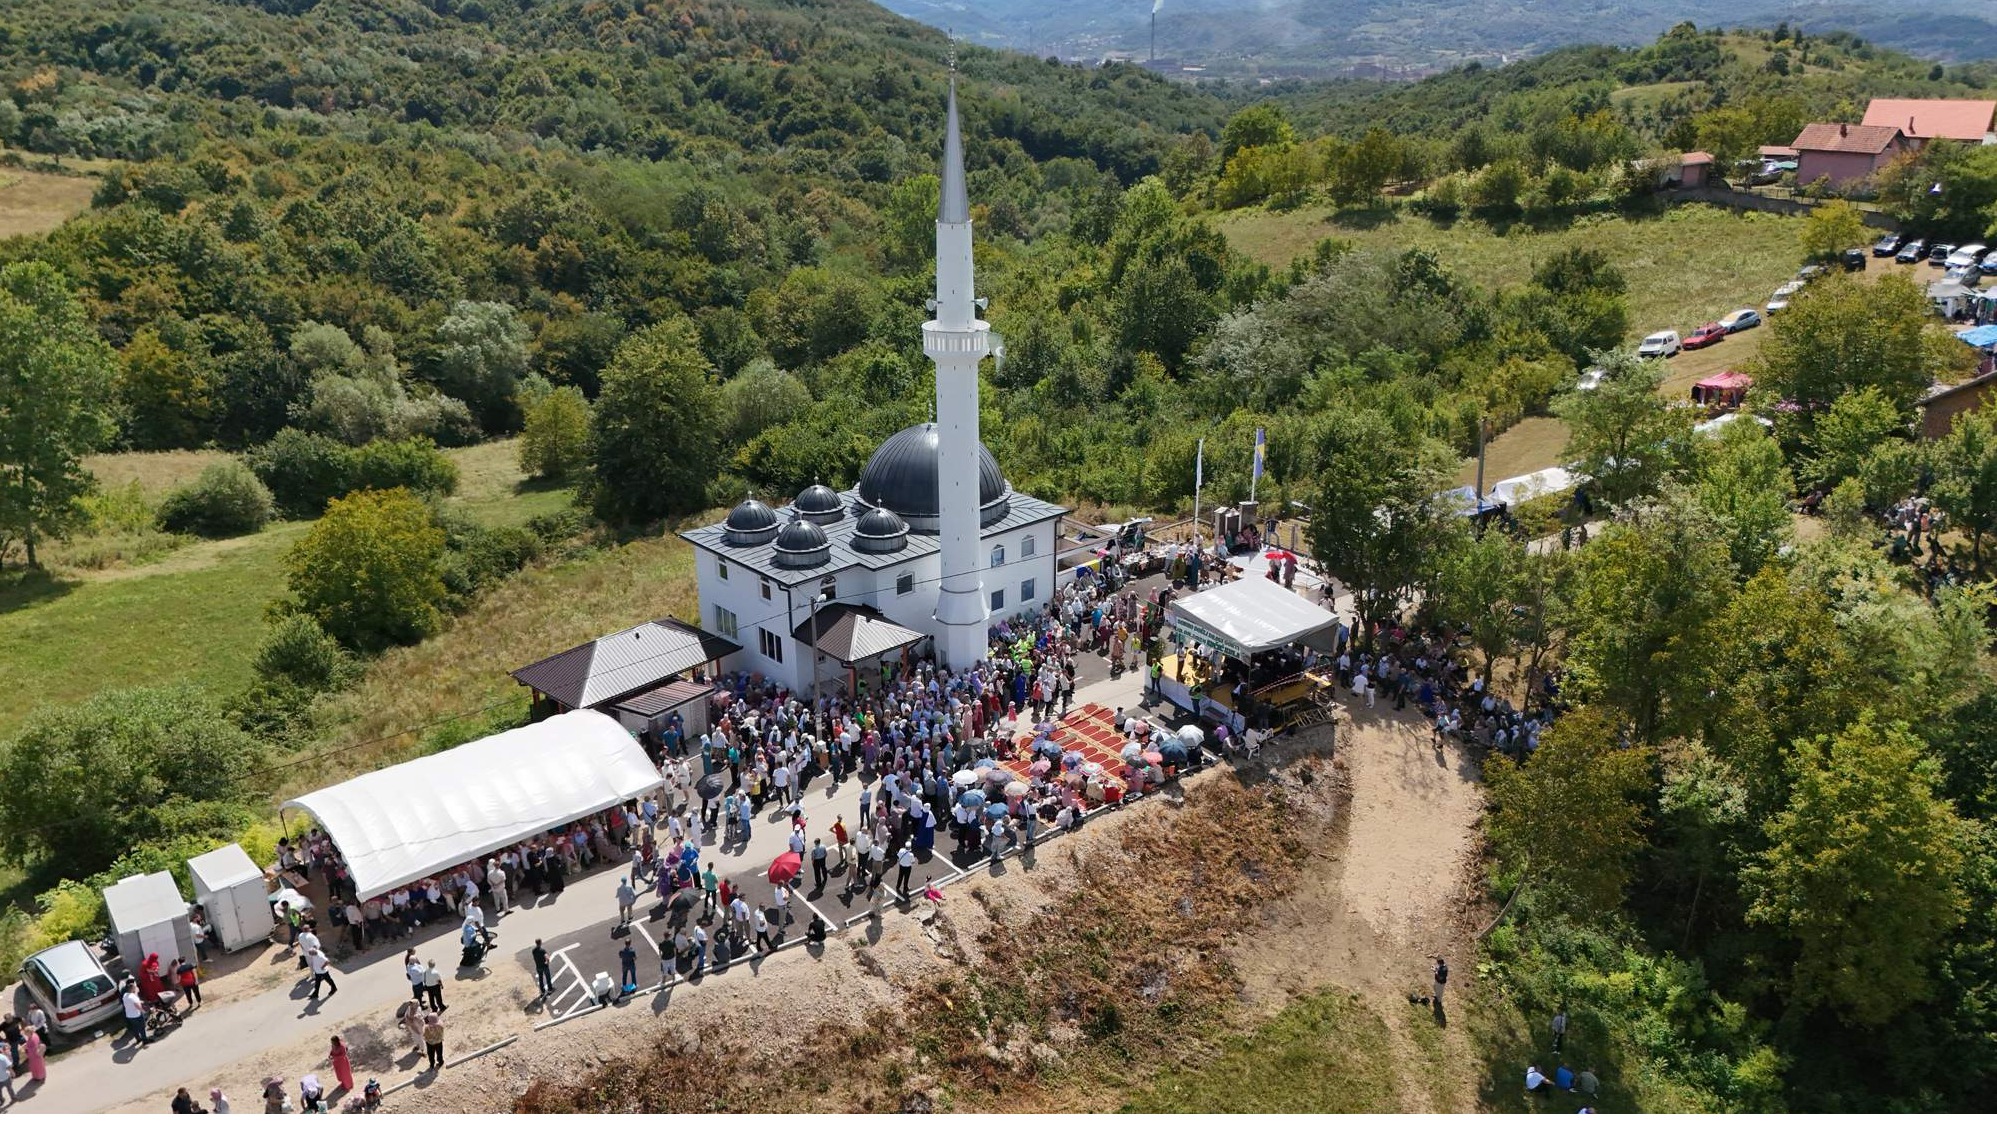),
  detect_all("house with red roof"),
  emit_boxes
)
[1790,121,1910,188]
[1860,98,1997,146]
